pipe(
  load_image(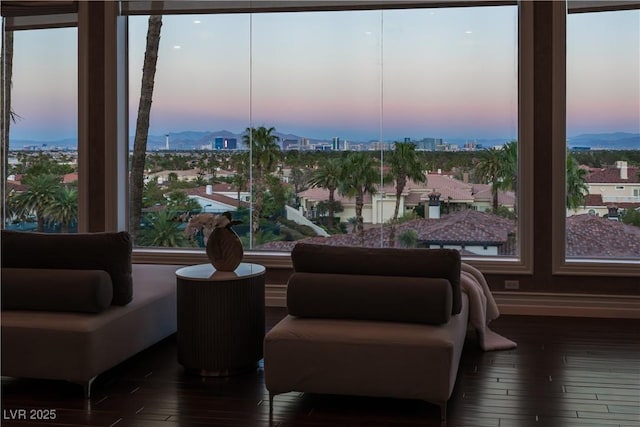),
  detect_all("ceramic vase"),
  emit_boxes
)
[206,214,243,272]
